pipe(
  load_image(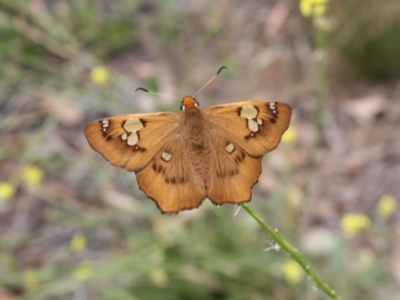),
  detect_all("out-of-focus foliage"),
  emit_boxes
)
[332,0,400,80]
